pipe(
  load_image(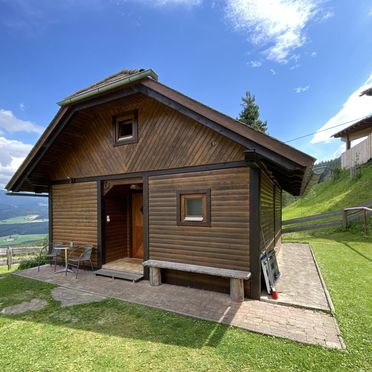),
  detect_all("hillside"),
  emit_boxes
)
[0,192,48,244]
[283,163,372,220]
[0,191,48,221]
